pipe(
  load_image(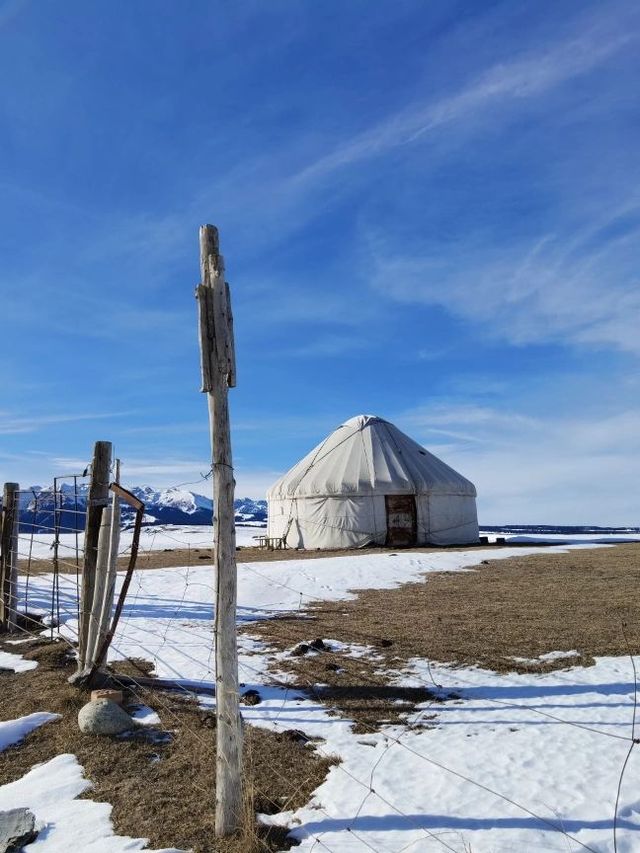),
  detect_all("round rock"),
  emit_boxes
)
[78,698,135,735]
